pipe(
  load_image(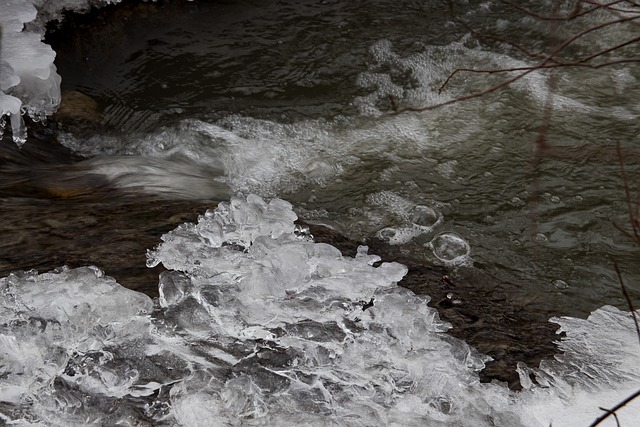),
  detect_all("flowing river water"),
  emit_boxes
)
[1,0,640,425]
[29,0,640,318]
